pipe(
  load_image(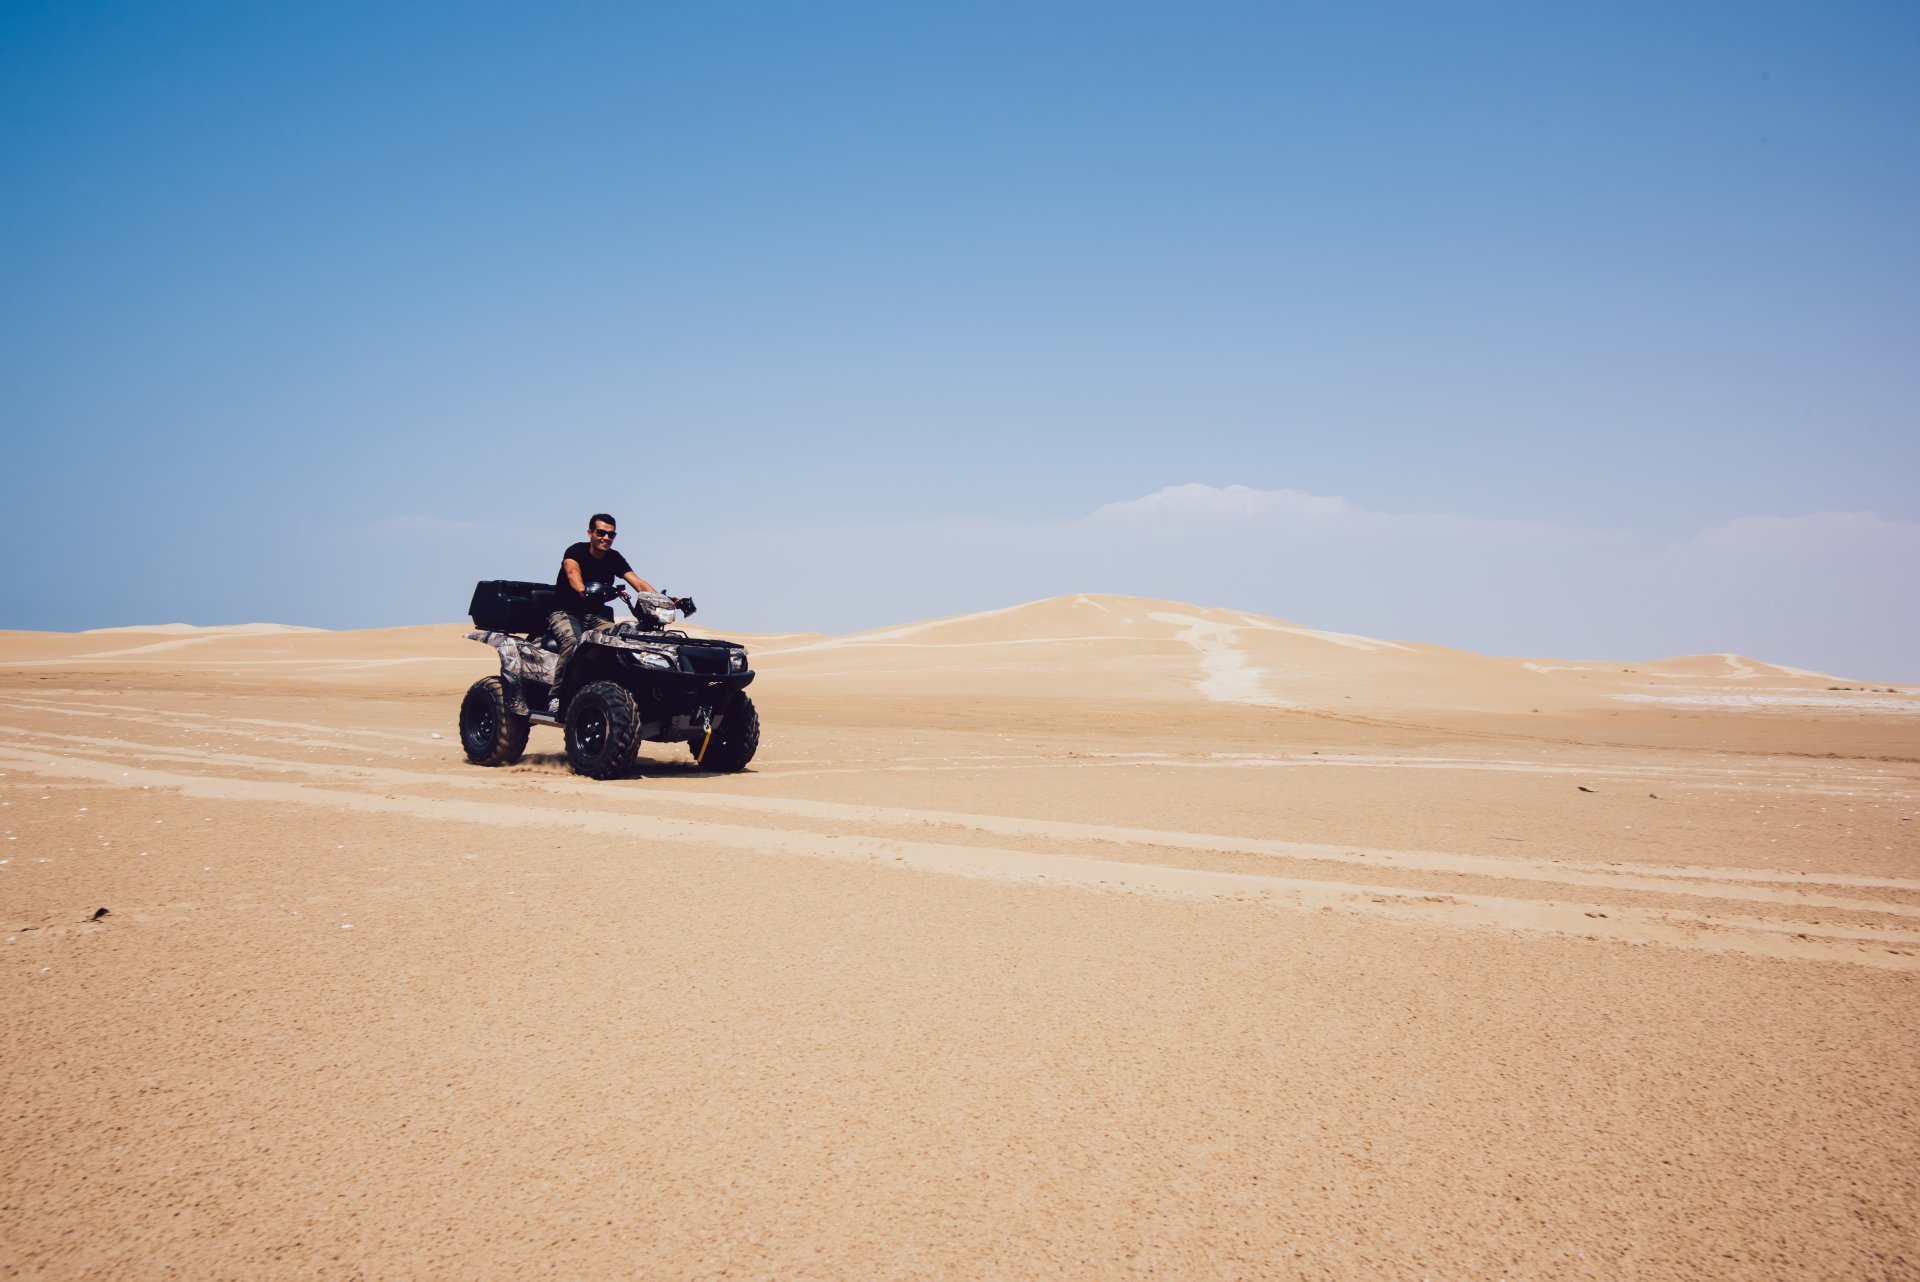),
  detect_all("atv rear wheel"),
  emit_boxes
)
[693,693,759,772]
[565,680,642,779]
[459,677,530,766]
